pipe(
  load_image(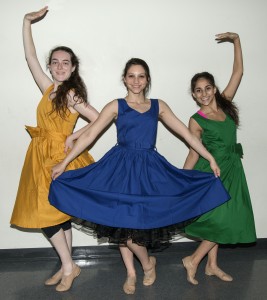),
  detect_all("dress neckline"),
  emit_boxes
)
[197,110,227,122]
[123,99,152,114]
